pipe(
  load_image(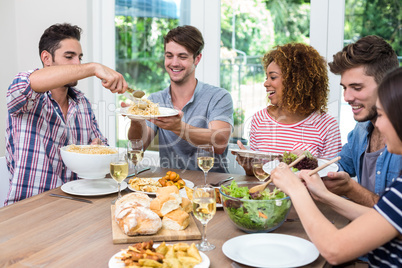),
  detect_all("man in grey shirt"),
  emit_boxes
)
[127,25,233,173]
